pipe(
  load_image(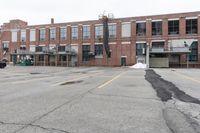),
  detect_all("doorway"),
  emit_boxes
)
[121,57,127,66]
